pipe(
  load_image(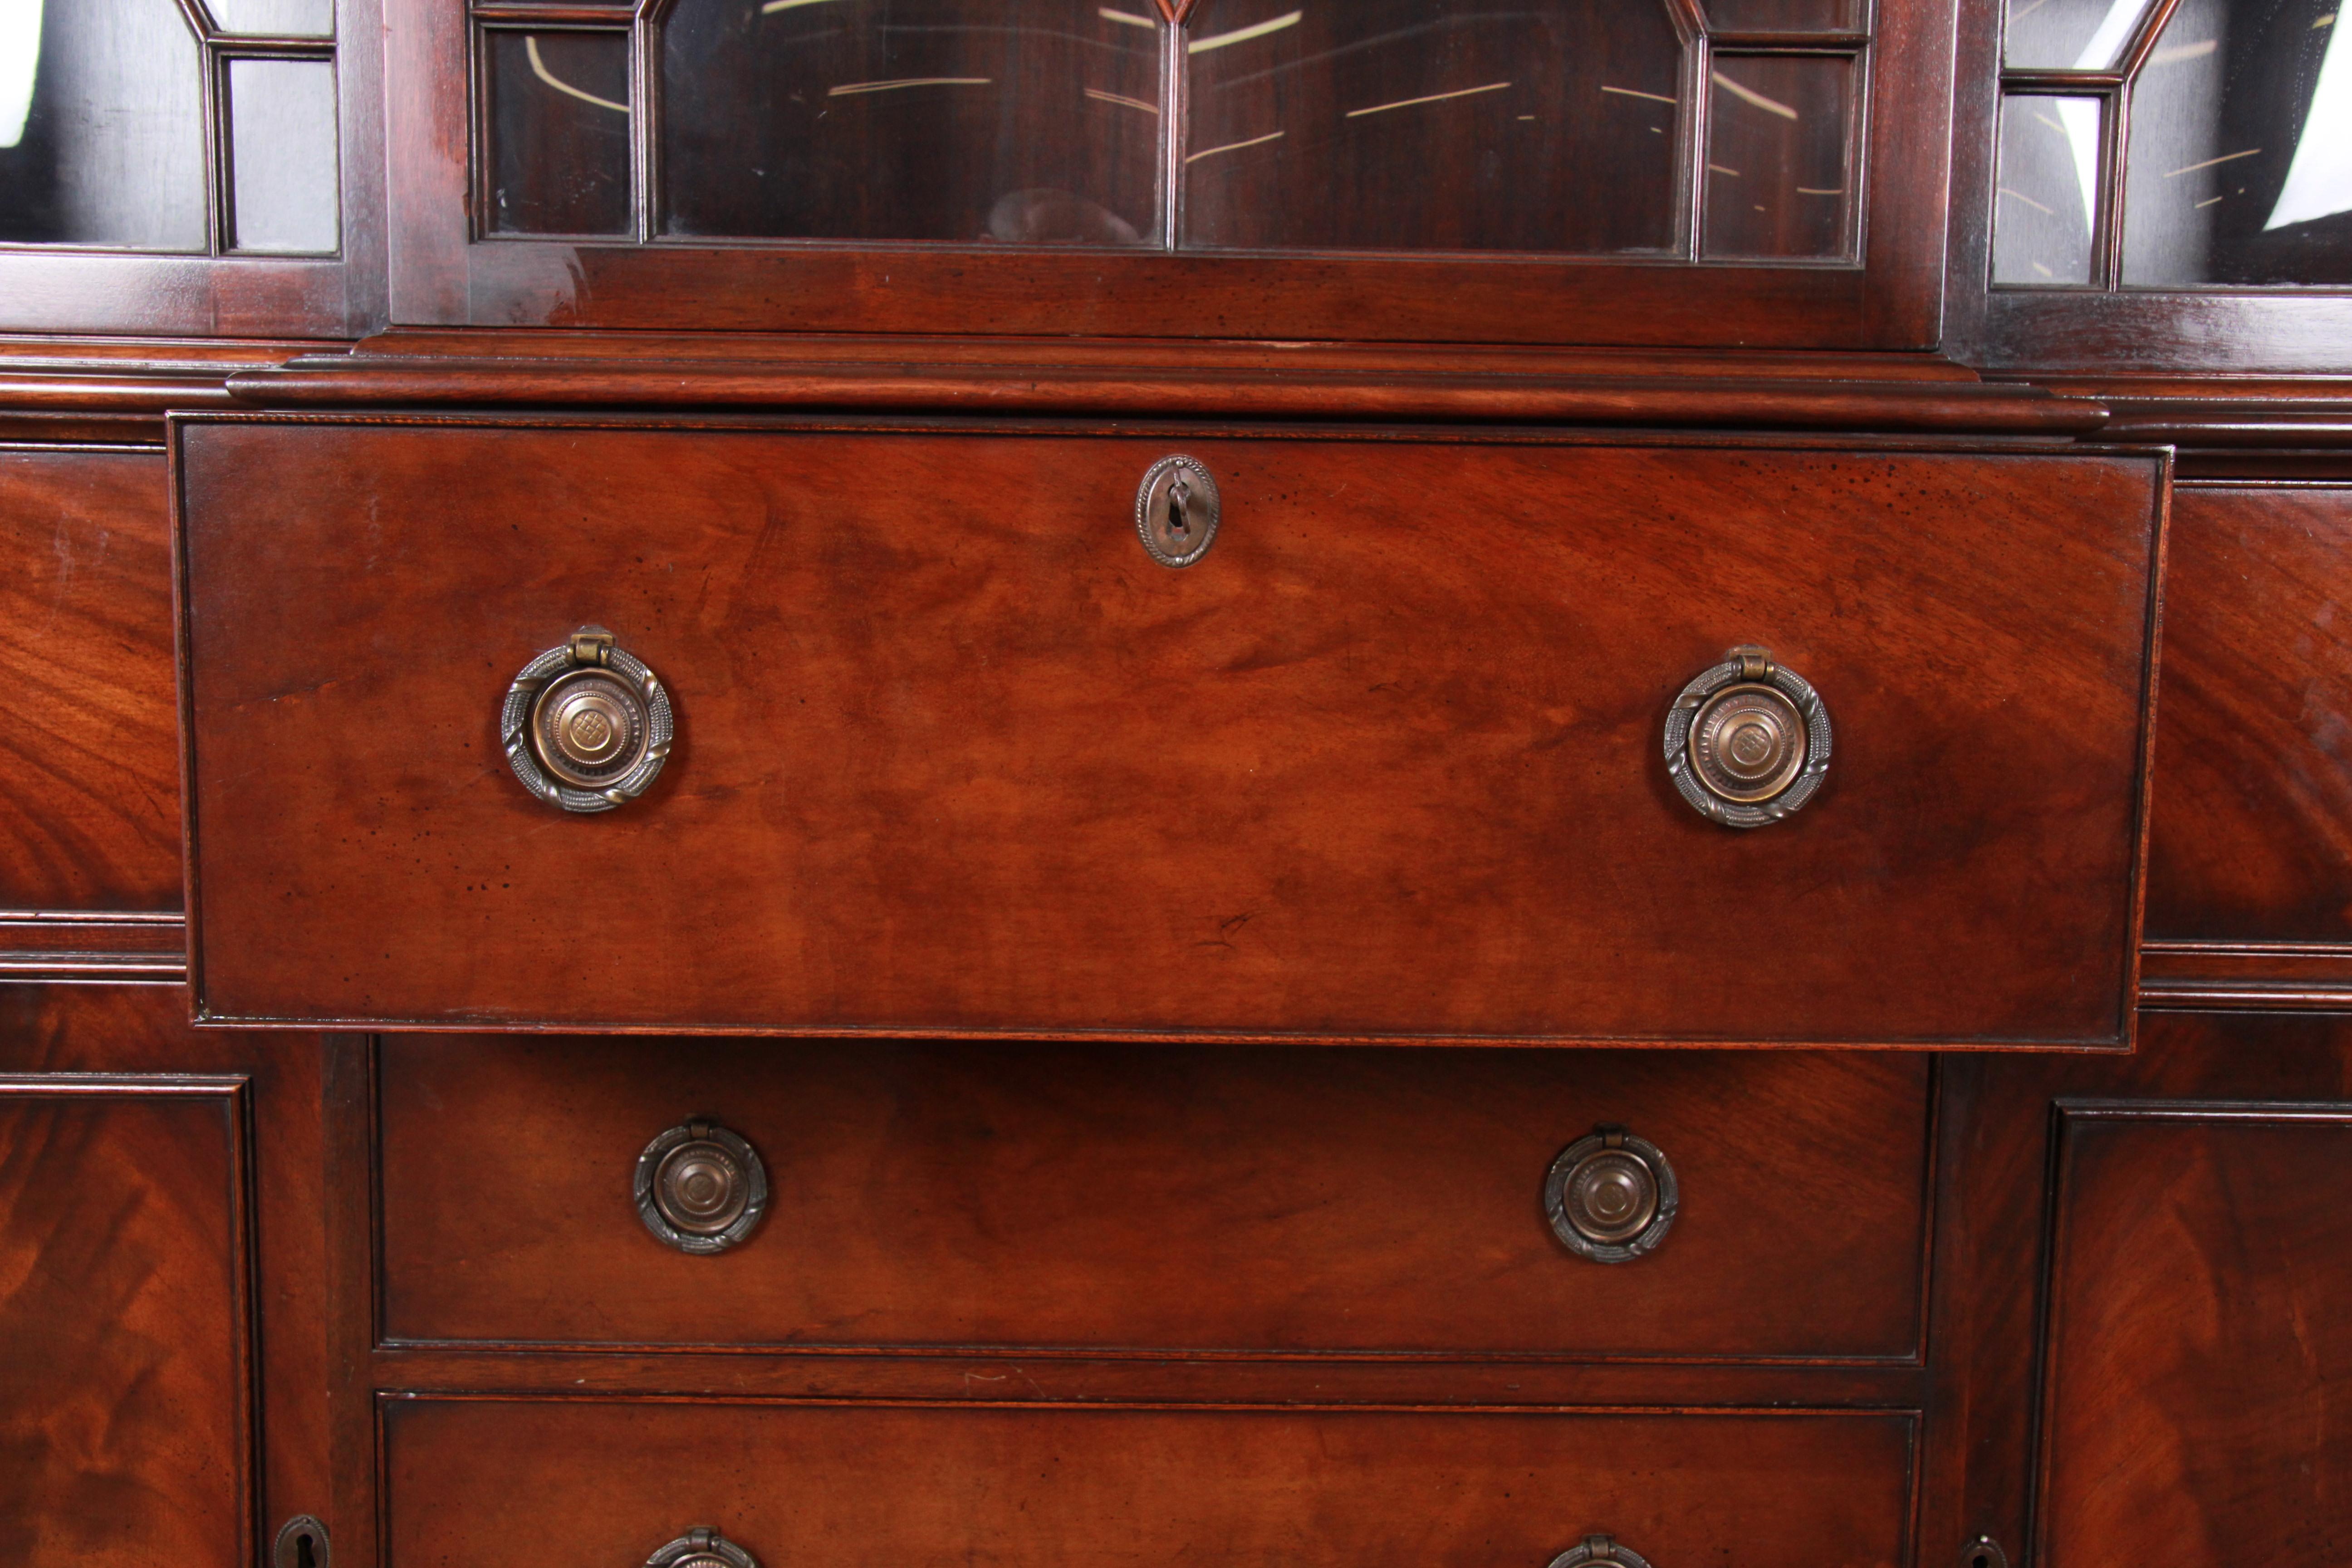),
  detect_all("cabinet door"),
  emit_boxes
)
[391,0,1951,345]
[0,1078,253,1567]
[2039,1102,2352,1564]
